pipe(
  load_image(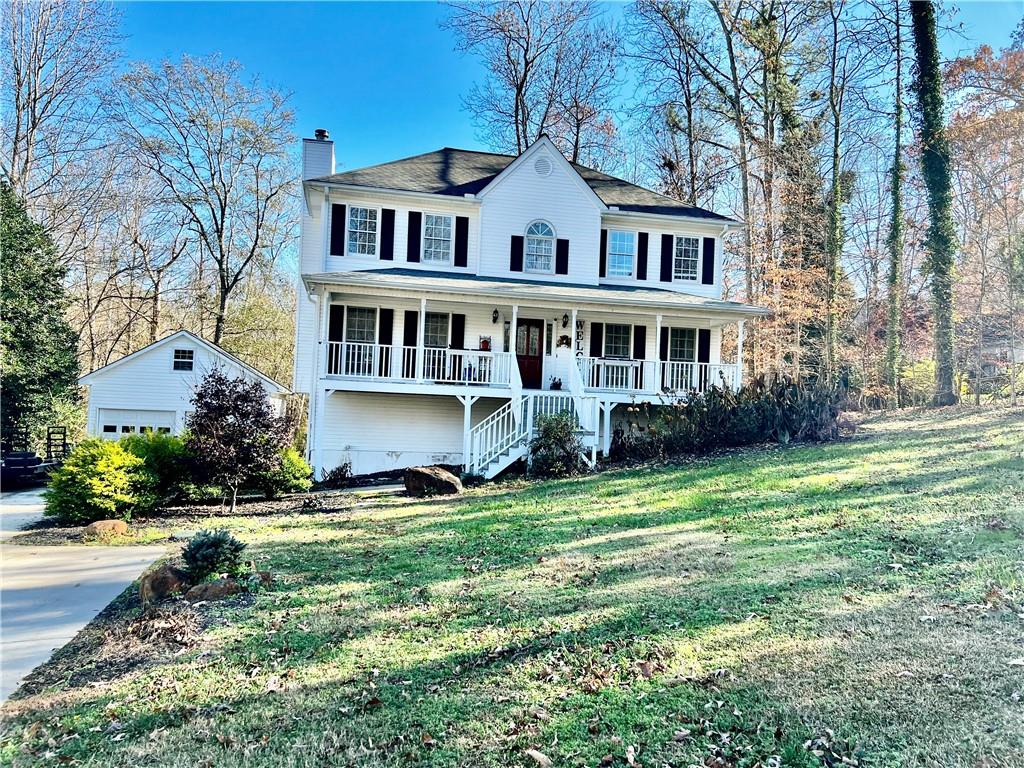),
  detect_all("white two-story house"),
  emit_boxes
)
[295,130,767,479]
